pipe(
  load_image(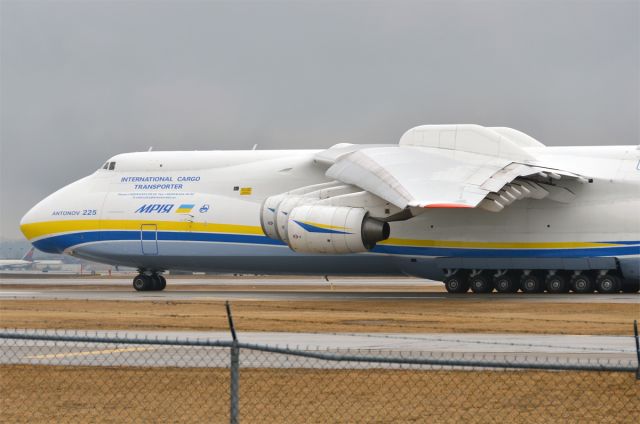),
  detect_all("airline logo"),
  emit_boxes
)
[176,204,195,214]
[135,204,173,214]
